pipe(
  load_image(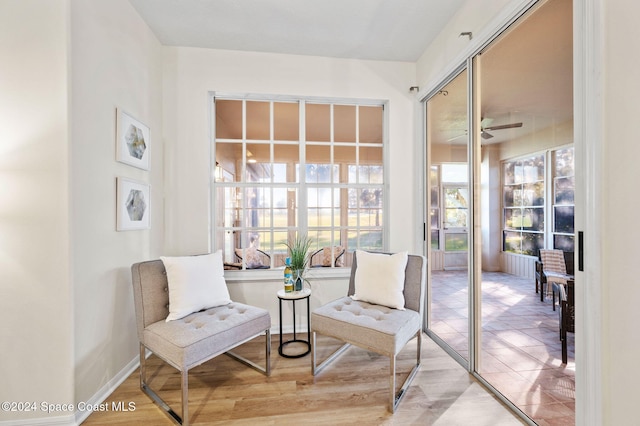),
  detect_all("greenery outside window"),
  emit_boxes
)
[441,163,469,252]
[552,147,575,251]
[502,154,545,255]
[429,166,440,250]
